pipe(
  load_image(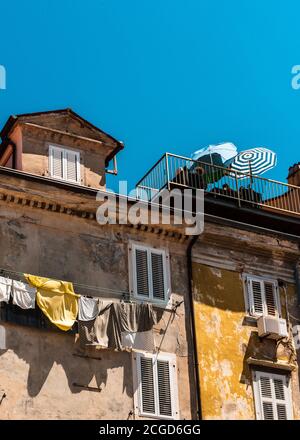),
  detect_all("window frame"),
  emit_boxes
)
[48,144,81,184]
[252,370,293,420]
[243,274,281,318]
[132,351,179,420]
[129,242,171,306]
